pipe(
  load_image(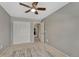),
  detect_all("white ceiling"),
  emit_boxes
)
[0,2,68,20]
